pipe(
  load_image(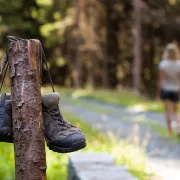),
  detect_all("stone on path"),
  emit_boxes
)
[68,152,139,180]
